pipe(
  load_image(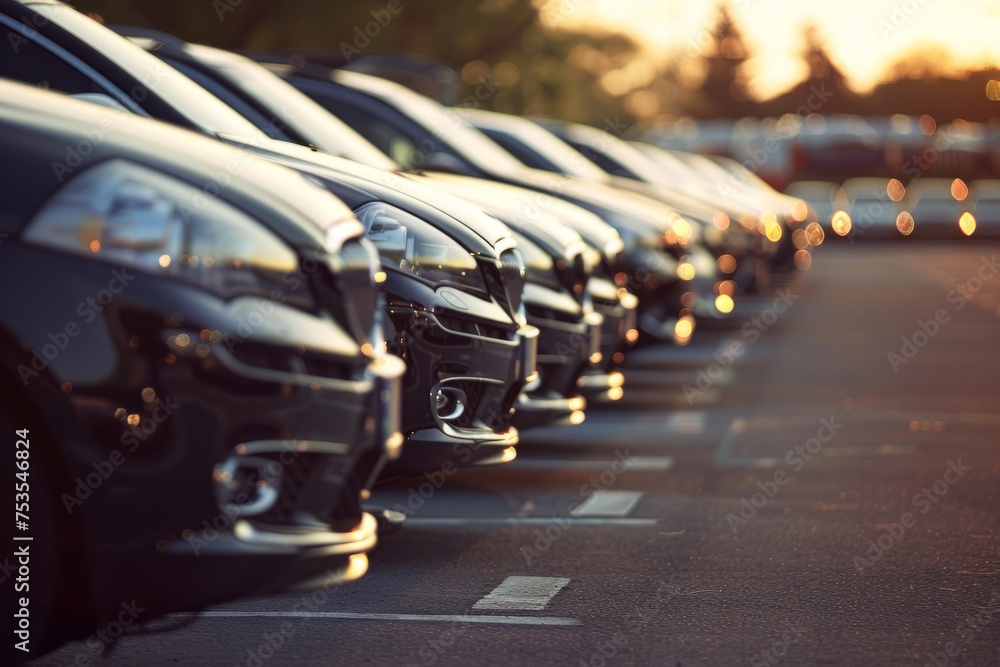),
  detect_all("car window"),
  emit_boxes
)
[309,95,425,169]
[0,30,103,95]
[164,57,295,142]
